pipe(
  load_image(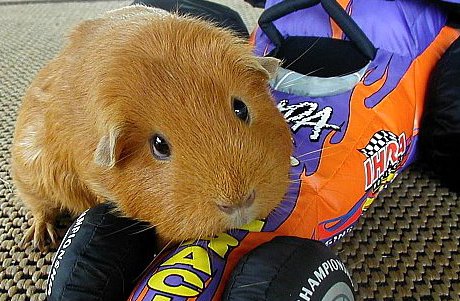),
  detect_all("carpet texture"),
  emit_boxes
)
[0,1,458,300]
